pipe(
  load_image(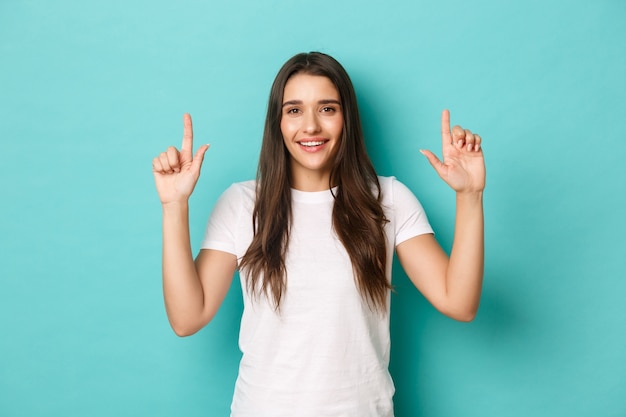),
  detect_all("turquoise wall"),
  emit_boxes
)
[1,0,625,415]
